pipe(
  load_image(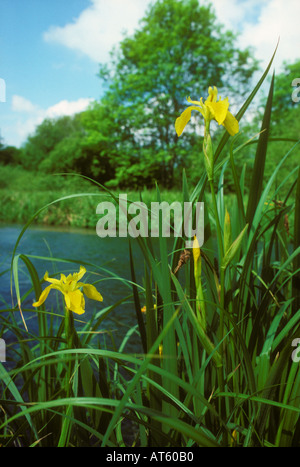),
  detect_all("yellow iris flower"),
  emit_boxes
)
[175,86,239,137]
[33,266,103,315]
